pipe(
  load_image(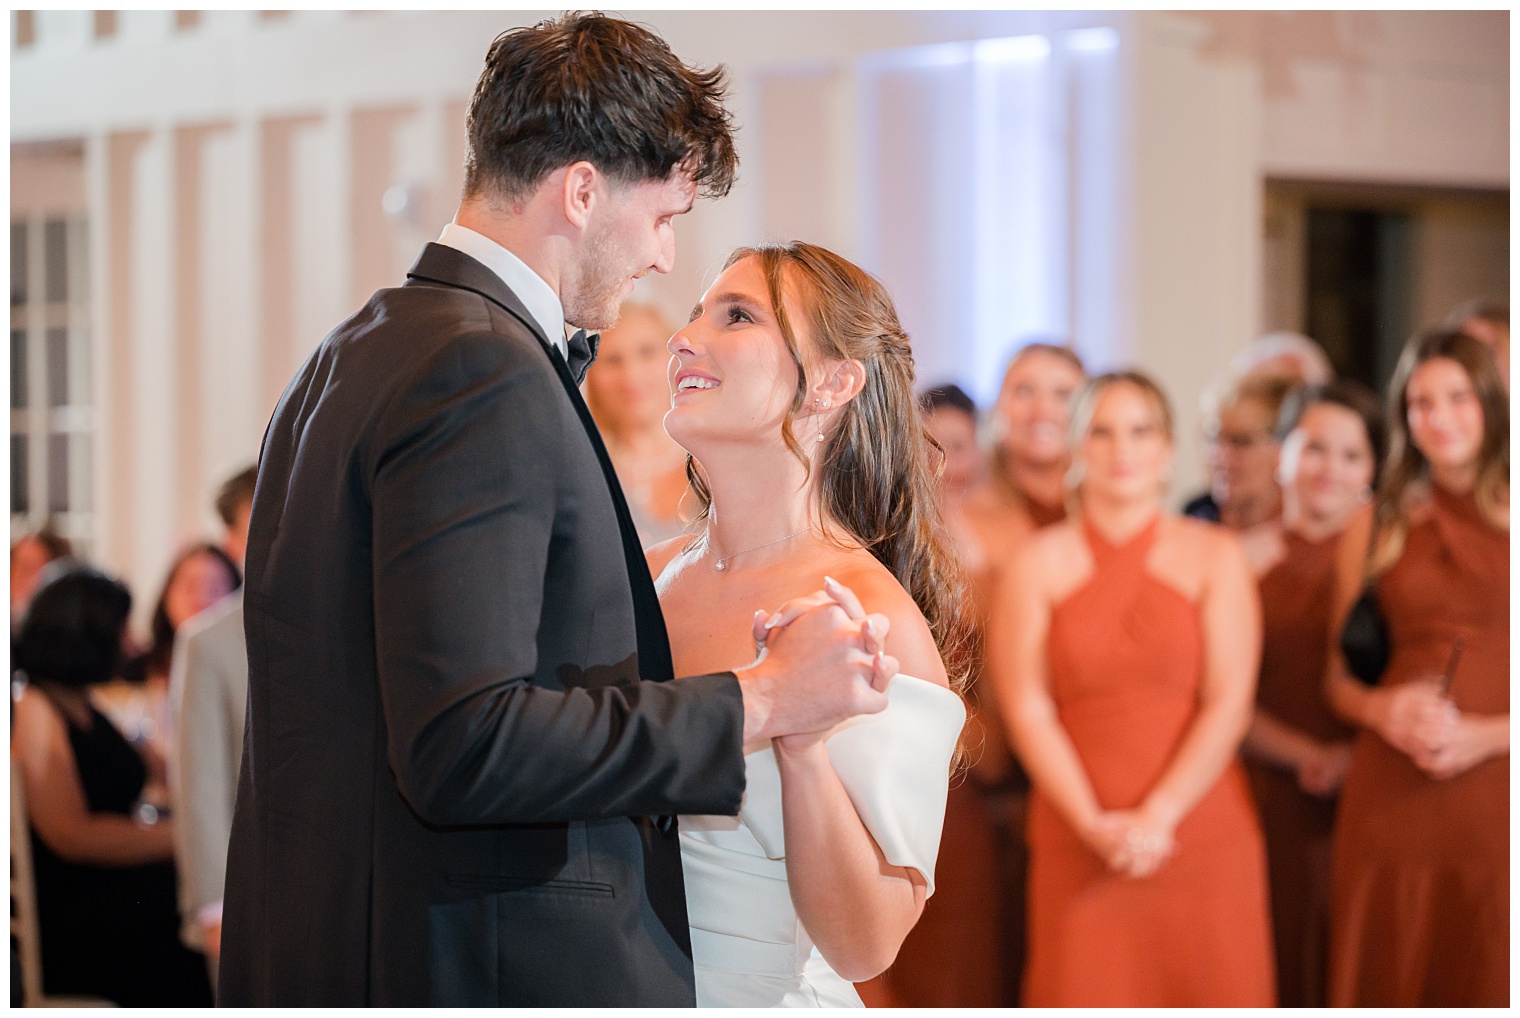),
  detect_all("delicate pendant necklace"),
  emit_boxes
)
[710,527,811,572]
